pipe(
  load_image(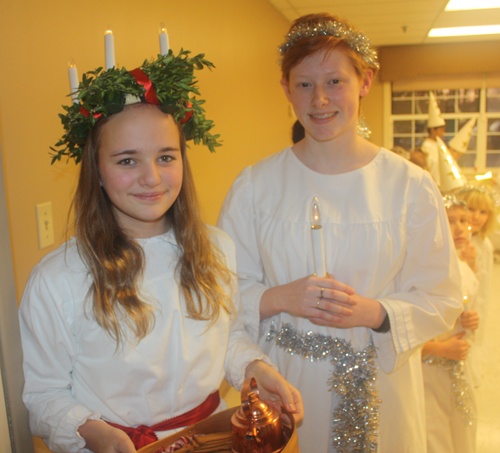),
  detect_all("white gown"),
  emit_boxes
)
[19,226,268,453]
[422,258,478,453]
[218,147,463,453]
[421,137,441,186]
